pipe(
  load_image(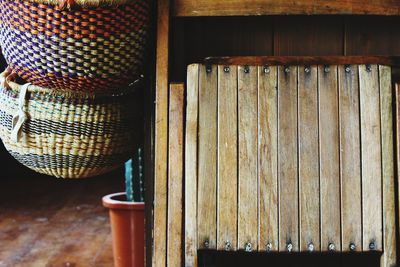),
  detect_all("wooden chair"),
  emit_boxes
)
[183,56,398,267]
